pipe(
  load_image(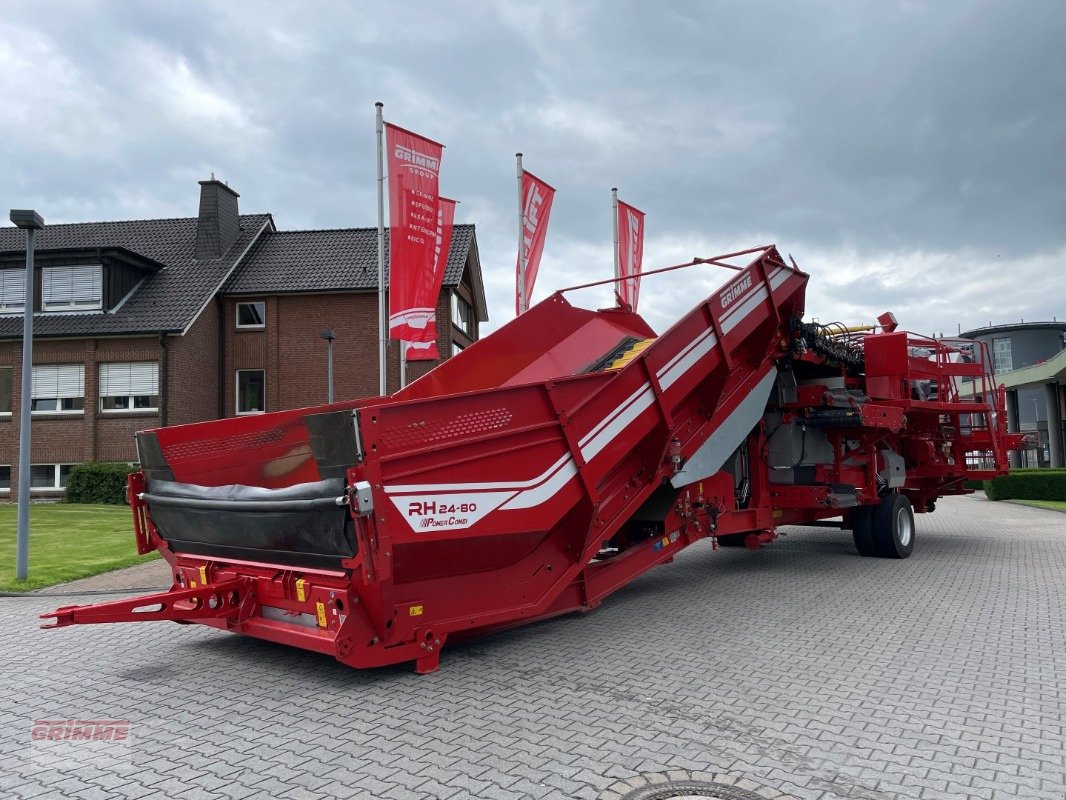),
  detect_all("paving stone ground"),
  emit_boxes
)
[1,494,1063,800]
